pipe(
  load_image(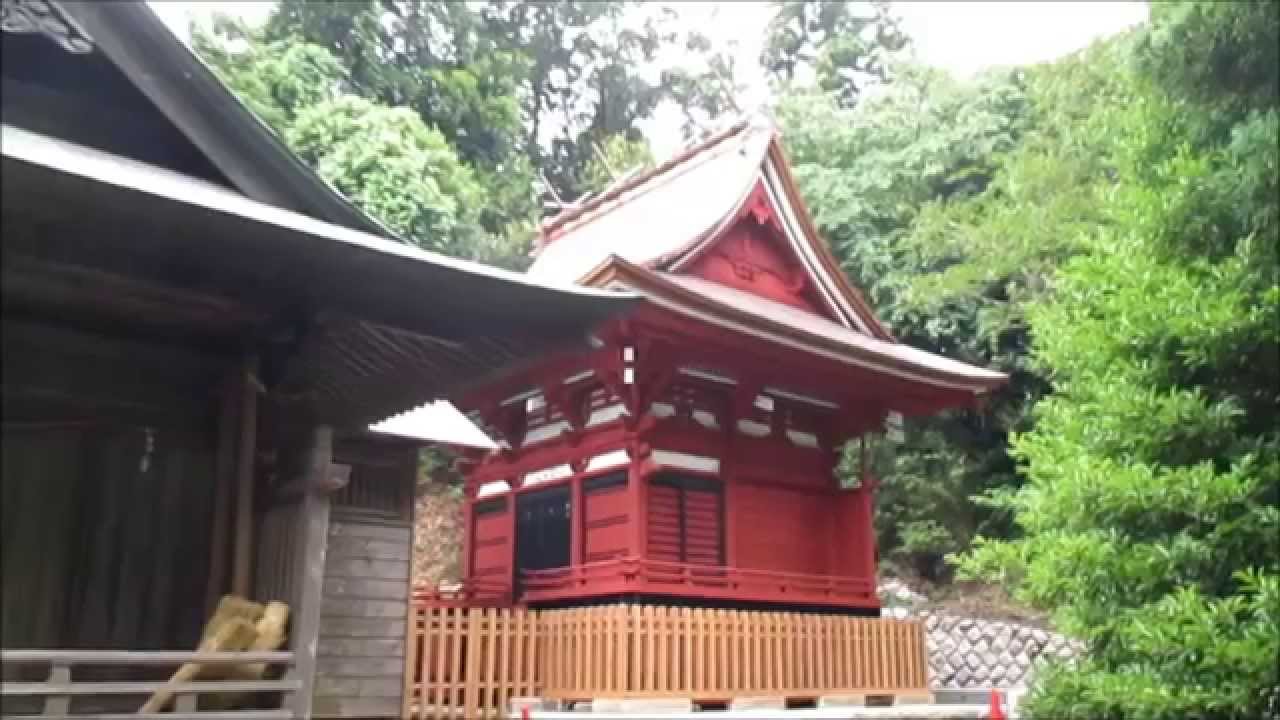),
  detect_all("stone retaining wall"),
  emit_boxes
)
[921,612,1081,689]
[878,580,1082,689]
